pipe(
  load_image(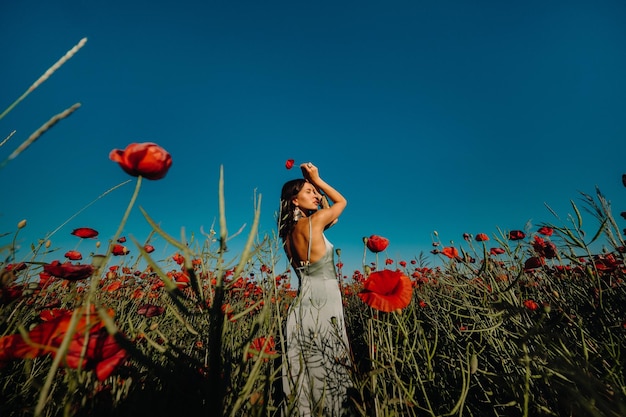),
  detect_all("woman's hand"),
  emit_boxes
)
[300,162,320,183]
